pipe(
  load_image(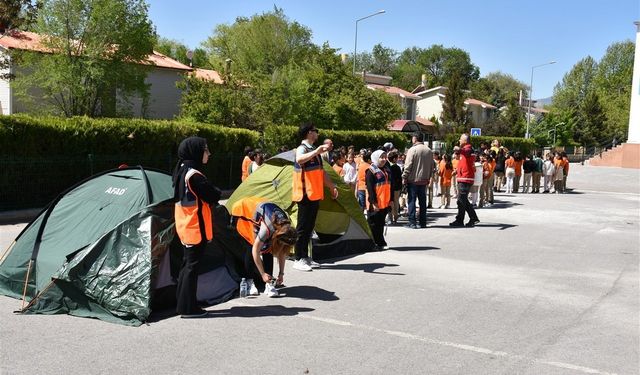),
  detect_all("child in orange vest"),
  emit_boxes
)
[365,150,391,250]
[439,154,453,208]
